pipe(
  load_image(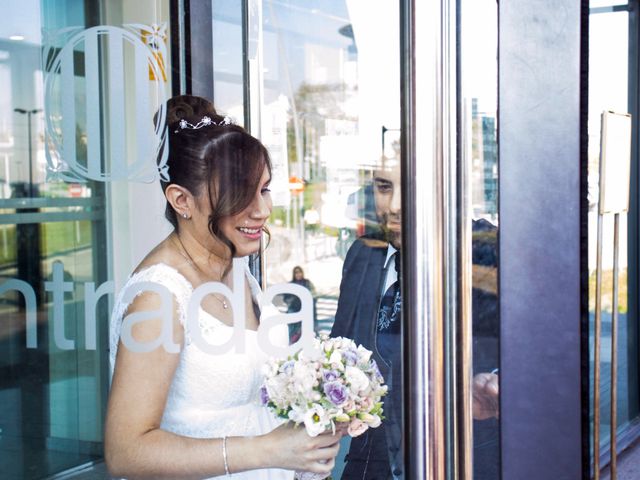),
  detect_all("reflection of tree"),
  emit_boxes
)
[589,268,628,313]
[289,82,358,180]
[295,82,357,126]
